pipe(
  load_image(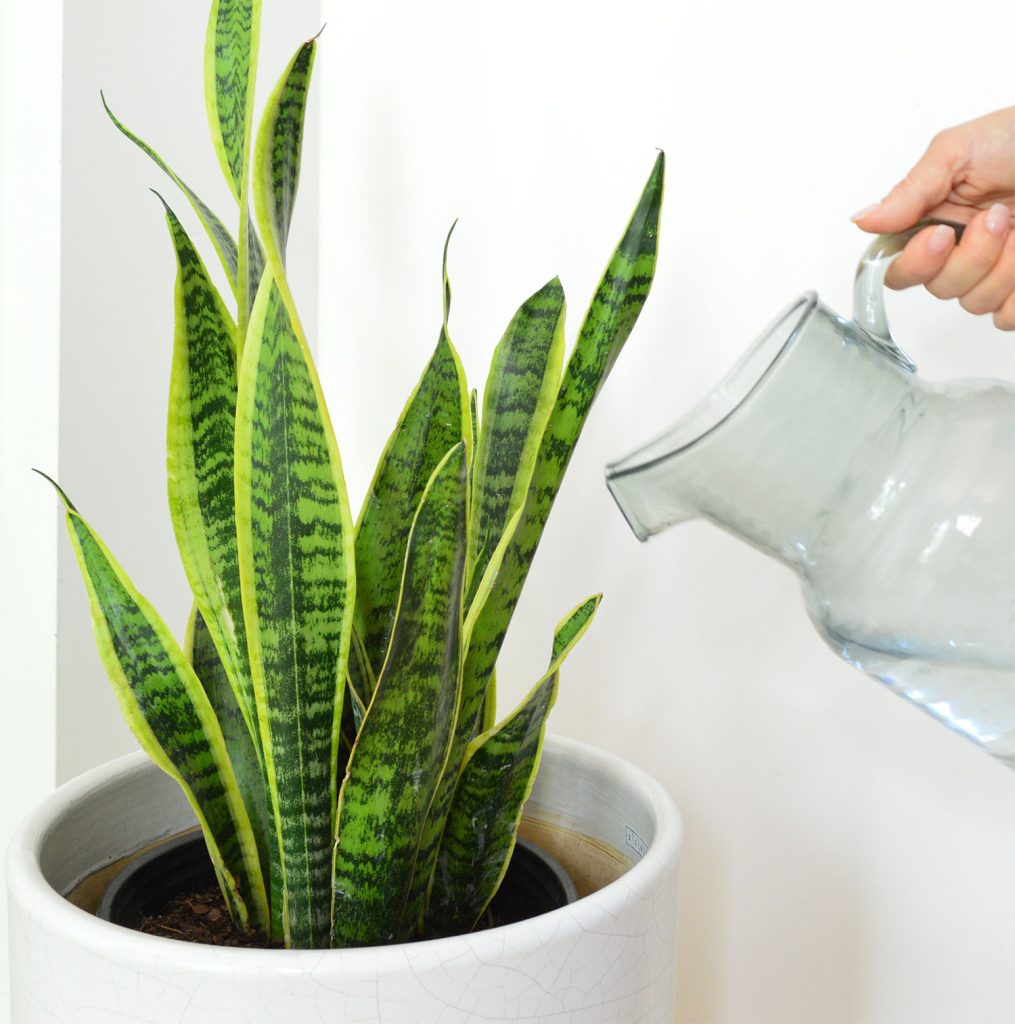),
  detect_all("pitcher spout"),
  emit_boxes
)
[606,455,693,541]
[607,292,819,548]
[605,291,917,567]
